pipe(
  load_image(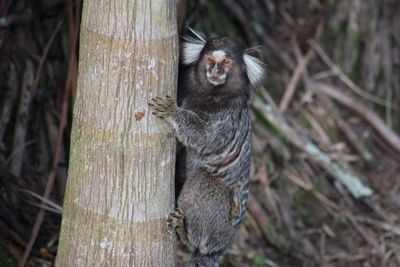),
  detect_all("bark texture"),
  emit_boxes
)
[56,0,178,266]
